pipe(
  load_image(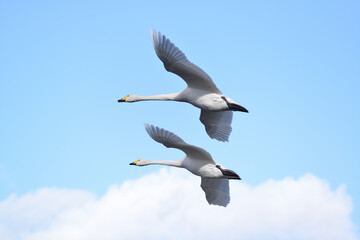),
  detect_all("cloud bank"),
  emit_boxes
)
[0,168,358,240]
